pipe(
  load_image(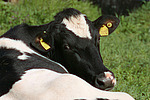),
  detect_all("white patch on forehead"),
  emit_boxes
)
[62,14,92,39]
